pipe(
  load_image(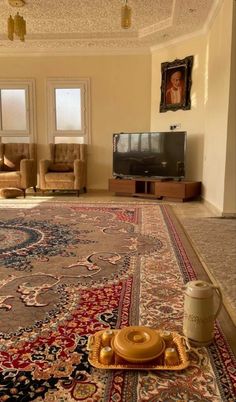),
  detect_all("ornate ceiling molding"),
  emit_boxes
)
[0,0,223,55]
